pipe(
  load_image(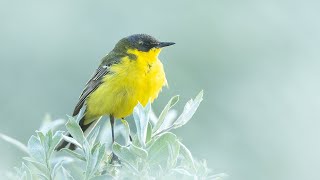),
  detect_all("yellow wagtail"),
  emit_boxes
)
[57,34,174,151]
